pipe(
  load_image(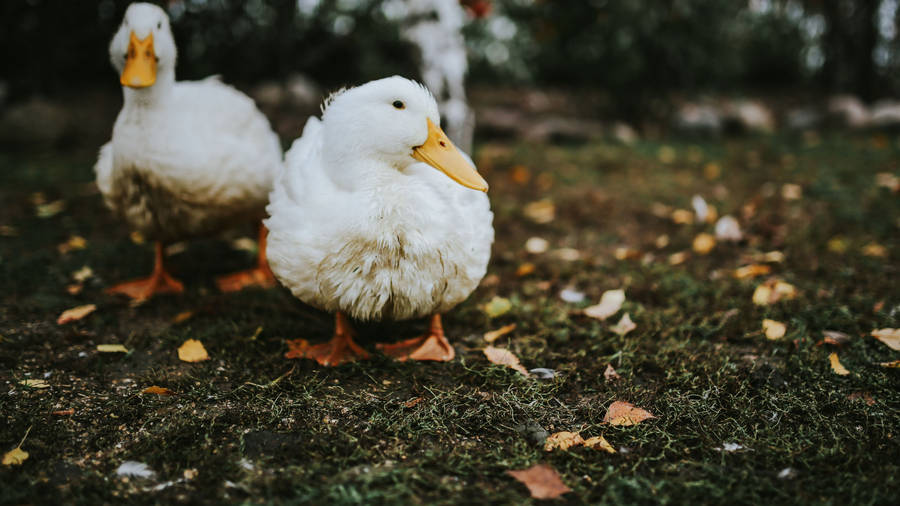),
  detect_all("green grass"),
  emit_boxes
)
[1,132,898,505]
